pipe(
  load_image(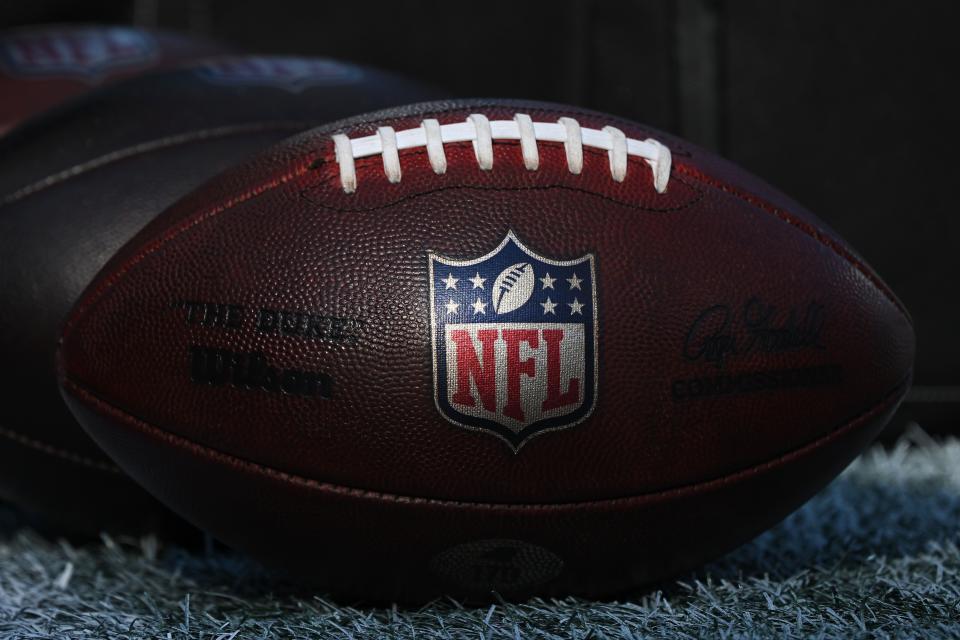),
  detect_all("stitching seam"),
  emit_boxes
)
[61,162,314,341]
[0,121,319,207]
[0,425,121,473]
[304,145,704,214]
[62,374,908,511]
[673,163,910,321]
